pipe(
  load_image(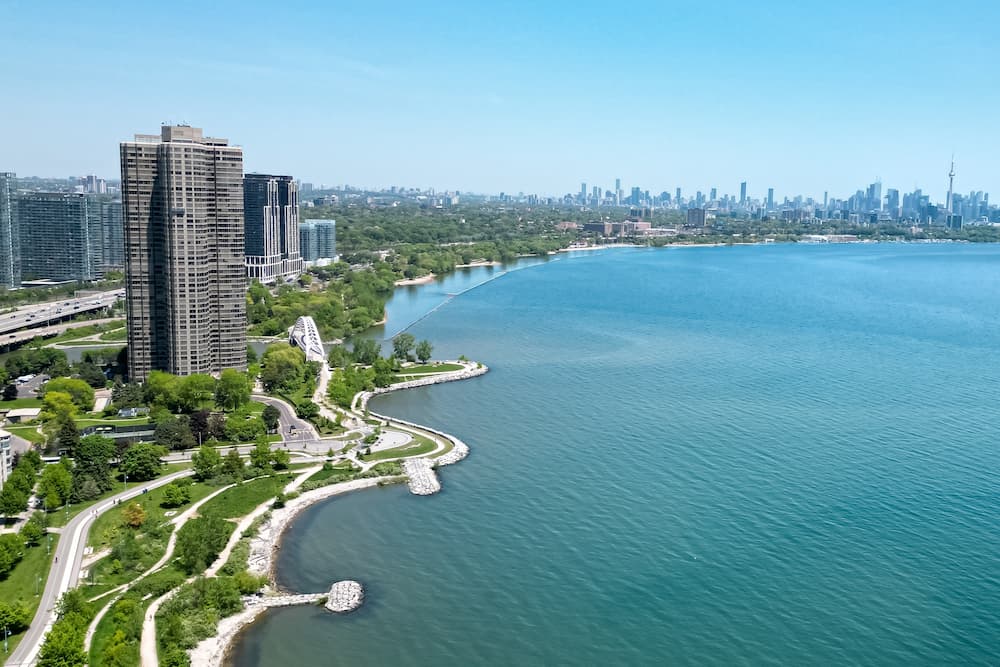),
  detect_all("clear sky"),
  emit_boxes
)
[1,0,997,201]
